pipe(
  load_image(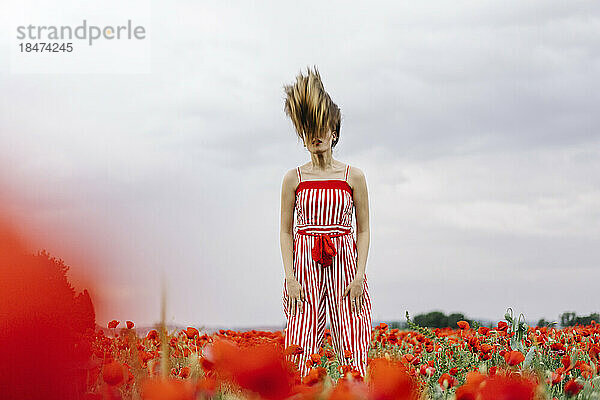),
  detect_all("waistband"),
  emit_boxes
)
[295,224,353,237]
[295,225,352,267]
